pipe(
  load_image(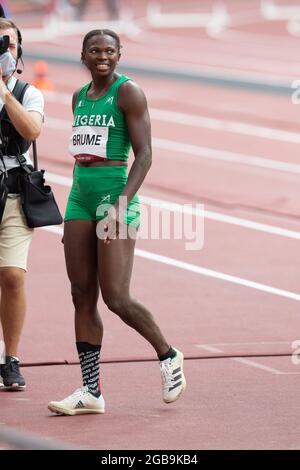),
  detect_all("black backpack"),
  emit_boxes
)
[0,79,31,156]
